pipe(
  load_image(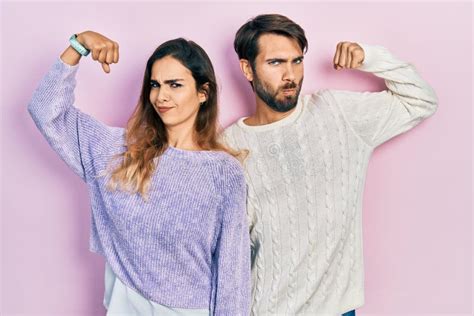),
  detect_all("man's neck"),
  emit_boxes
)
[243,97,296,126]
